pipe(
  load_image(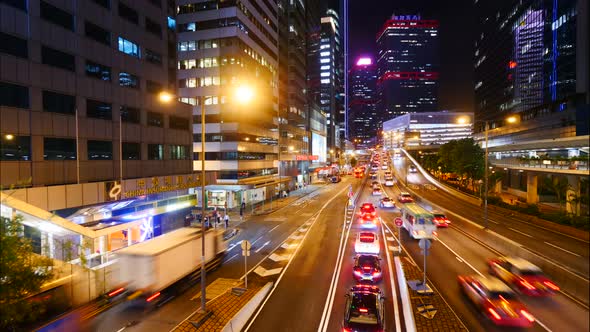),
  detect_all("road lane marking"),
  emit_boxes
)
[544,241,582,257]
[254,266,283,277]
[269,253,290,262]
[280,243,298,249]
[508,227,533,238]
[268,225,280,233]
[381,224,403,332]
[246,185,350,332]
[436,238,485,277]
[318,183,364,332]
[290,234,304,240]
[386,236,395,241]
[223,253,239,263]
[251,236,264,246]
[456,256,463,263]
[488,219,500,224]
[255,241,271,253]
